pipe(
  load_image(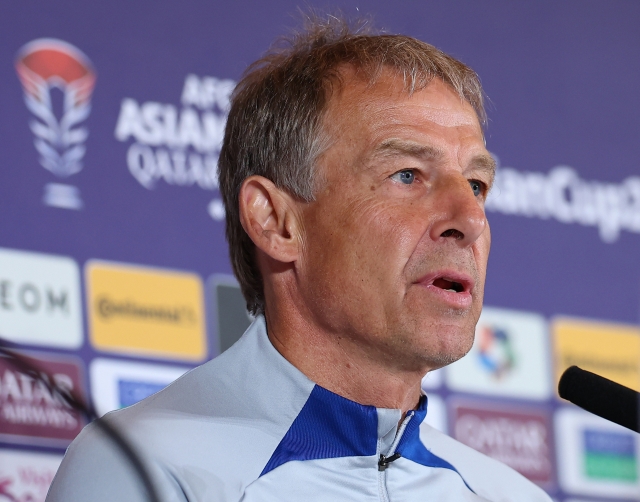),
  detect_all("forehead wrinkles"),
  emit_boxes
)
[315,81,376,177]
[317,73,485,180]
[364,99,482,137]
[330,84,482,146]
